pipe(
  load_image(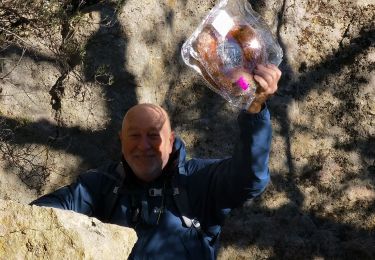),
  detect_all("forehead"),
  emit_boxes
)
[123,105,170,131]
